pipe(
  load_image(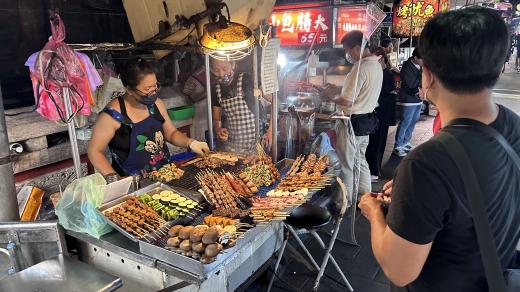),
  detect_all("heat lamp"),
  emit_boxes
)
[197,3,255,61]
